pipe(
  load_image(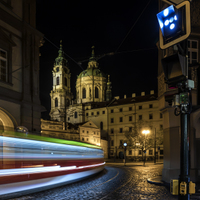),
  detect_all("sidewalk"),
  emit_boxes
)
[105,158,200,199]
